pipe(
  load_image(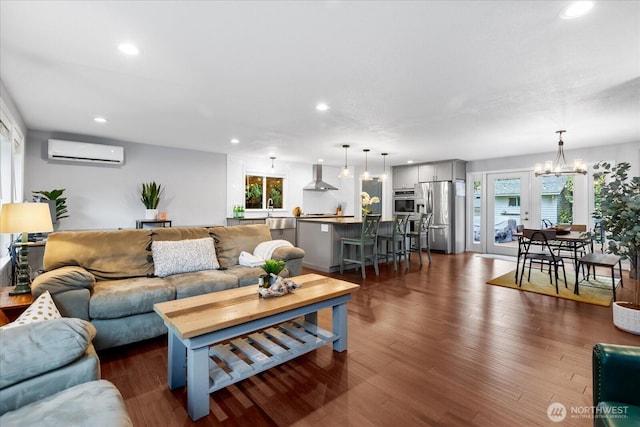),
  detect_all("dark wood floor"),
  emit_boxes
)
[99,252,640,426]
